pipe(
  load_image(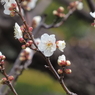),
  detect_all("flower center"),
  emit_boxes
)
[46,41,53,47]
